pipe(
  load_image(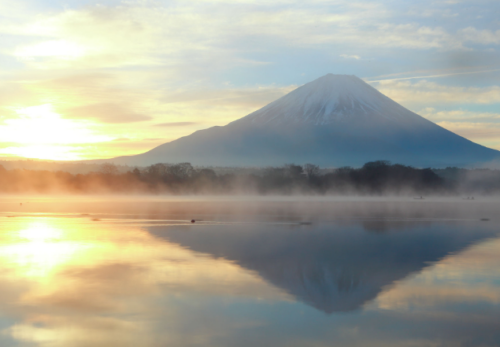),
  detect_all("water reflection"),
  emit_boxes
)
[150,221,498,313]
[0,211,499,347]
[0,217,282,346]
